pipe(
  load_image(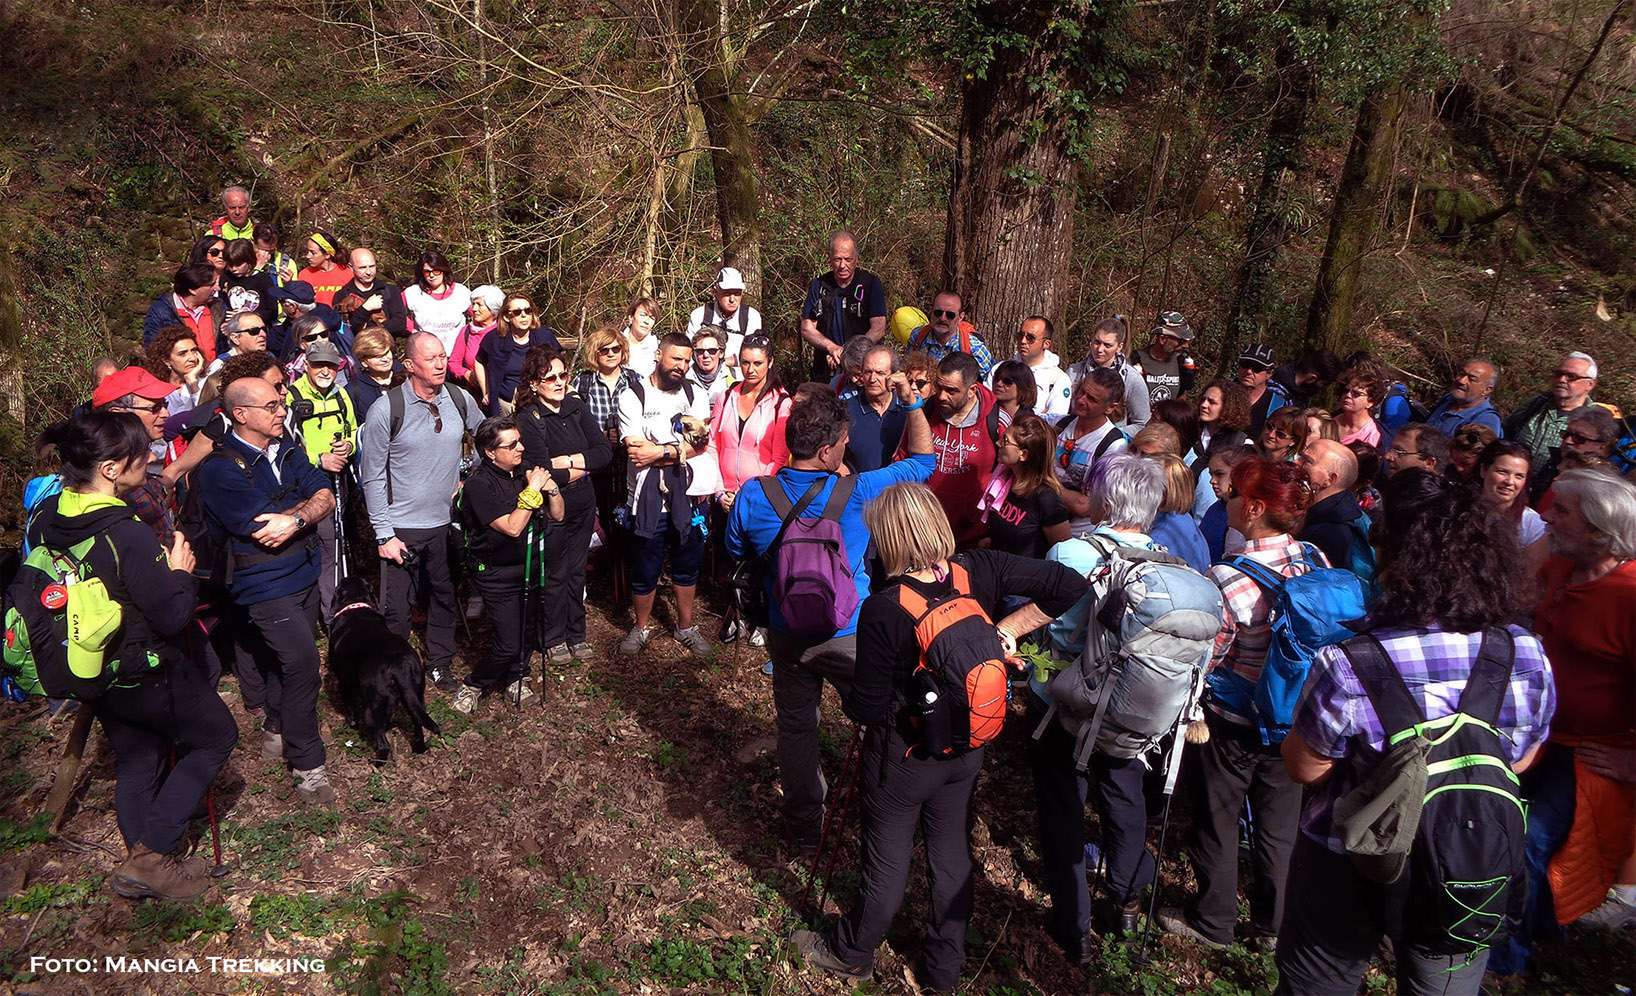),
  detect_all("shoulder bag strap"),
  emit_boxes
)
[1337,633,1426,738]
[758,475,830,558]
[1453,626,1517,724]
